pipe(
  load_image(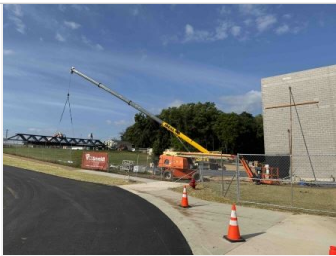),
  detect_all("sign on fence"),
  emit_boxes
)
[81,152,109,171]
